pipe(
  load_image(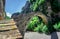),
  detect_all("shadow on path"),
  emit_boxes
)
[51,32,58,39]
